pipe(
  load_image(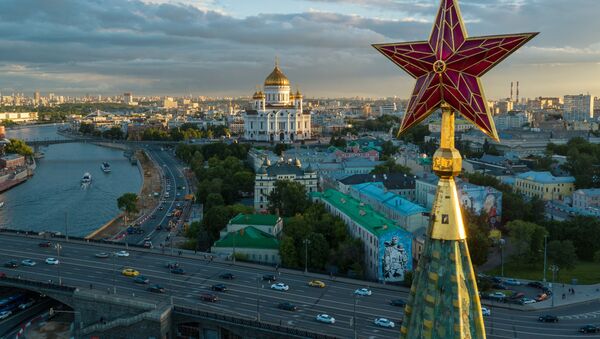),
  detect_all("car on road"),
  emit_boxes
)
[535,293,549,302]
[45,258,59,265]
[95,252,110,259]
[520,298,536,305]
[159,206,164,211]
[308,280,326,288]
[0,310,12,319]
[18,300,35,310]
[122,268,140,277]
[262,274,276,282]
[115,251,129,257]
[148,285,166,293]
[579,325,599,333]
[21,259,36,266]
[166,262,179,269]
[200,294,218,302]
[487,292,505,301]
[481,307,491,316]
[504,278,521,286]
[316,314,335,324]
[278,302,297,311]
[271,283,289,291]
[211,284,227,292]
[4,261,18,268]
[133,276,150,284]
[374,317,395,328]
[219,273,234,280]
[354,288,372,296]
[390,299,406,307]
[155,225,162,231]
[143,241,153,249]
[527,281,545,289]
[170,268,185,275]
[38,241,51,248]
[538,315,559,323]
